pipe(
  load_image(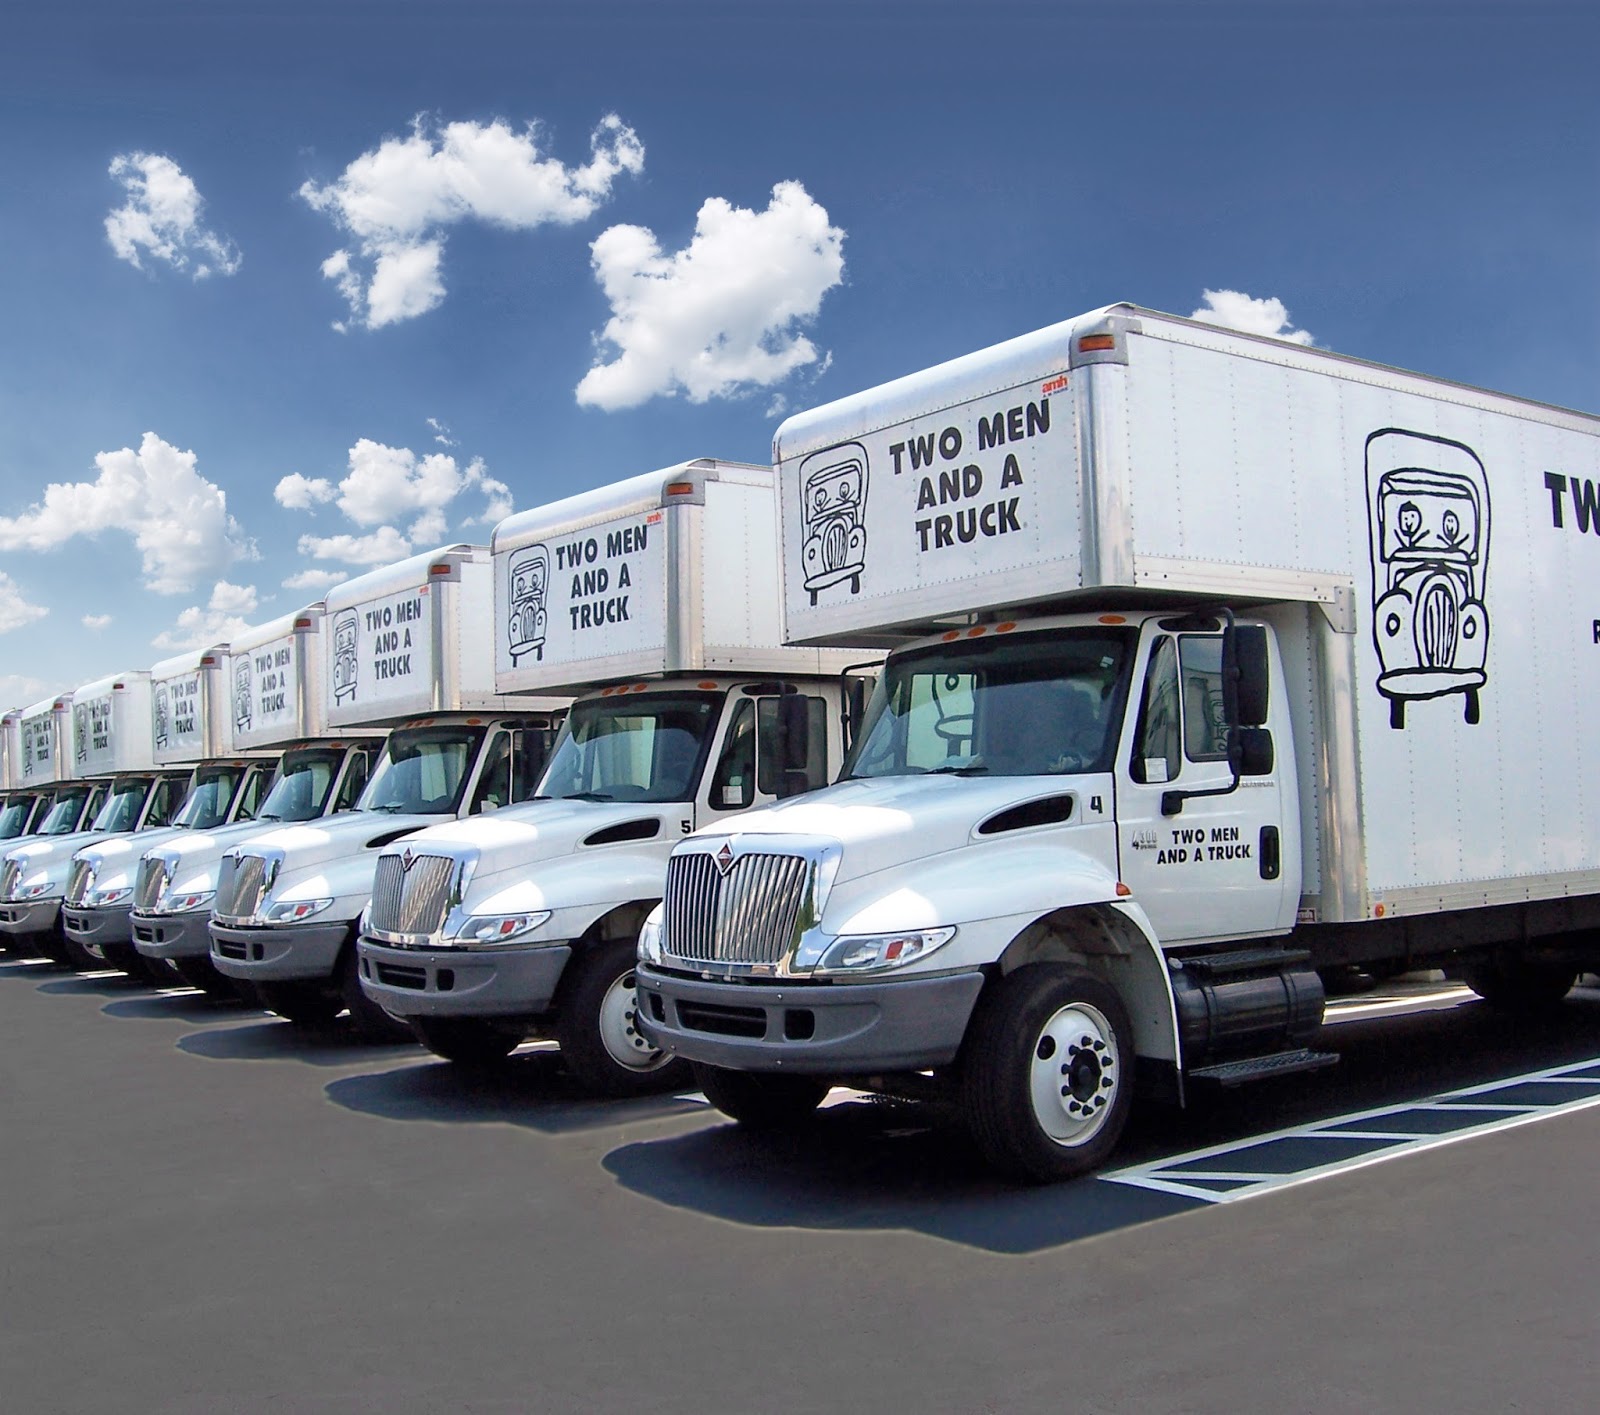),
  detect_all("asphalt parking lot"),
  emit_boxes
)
[3,955,1598,1413]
